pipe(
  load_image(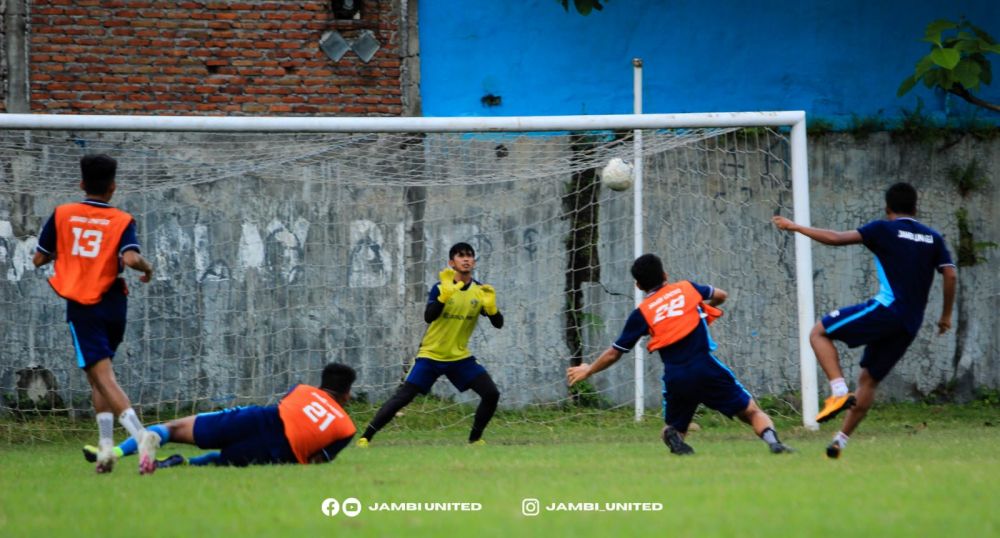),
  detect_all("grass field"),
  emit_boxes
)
[1,402,998,537]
